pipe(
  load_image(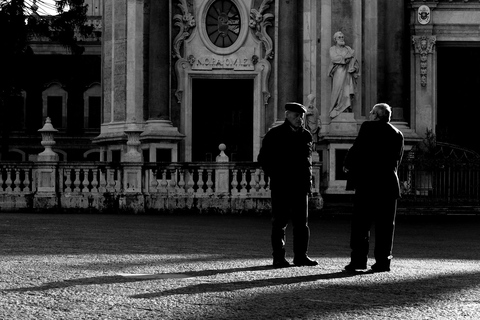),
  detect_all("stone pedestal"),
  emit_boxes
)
[329,113,358,135]
[33,163,59,211]
[215,144,229,195]
[123,163,142,193]
[140,120,184,162]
